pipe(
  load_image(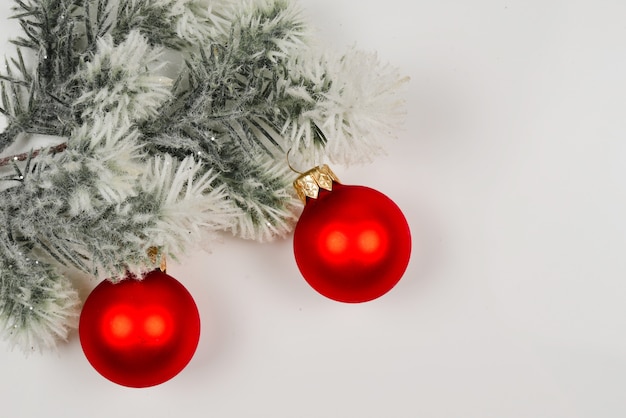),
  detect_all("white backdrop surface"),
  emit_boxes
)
[0,1,625,417]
